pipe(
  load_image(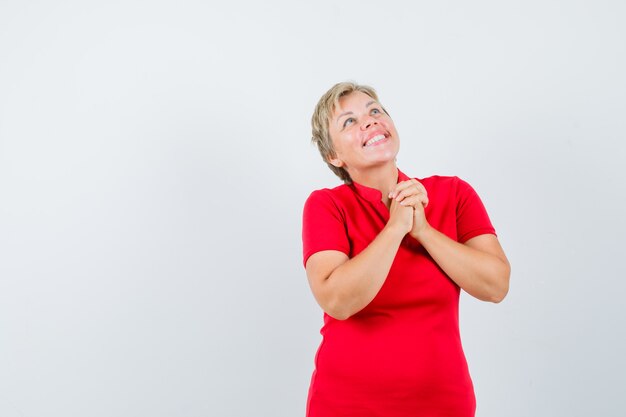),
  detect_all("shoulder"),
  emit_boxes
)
[303,184,354,218]
[410,174,472,195]
[408,174,484,206]
[413,174,466,186]
[304,184,353,207]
